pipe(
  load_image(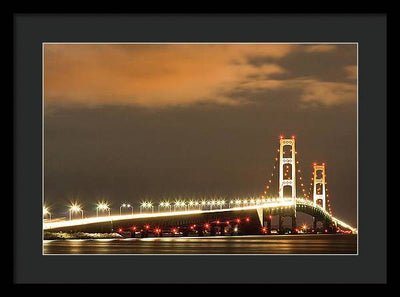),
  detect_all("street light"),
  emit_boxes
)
[158,201,171,212]
[174,201,181,212]
[120,203,133,215]
[173,201,187,212]
[181,201,187,211]
[209,200,216,210]
[164,201,171,212]
[69,203,83,220]
[148,202,154,213]
[96,201,110,217]
[140,202,153,213]
[43,206,51,222]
